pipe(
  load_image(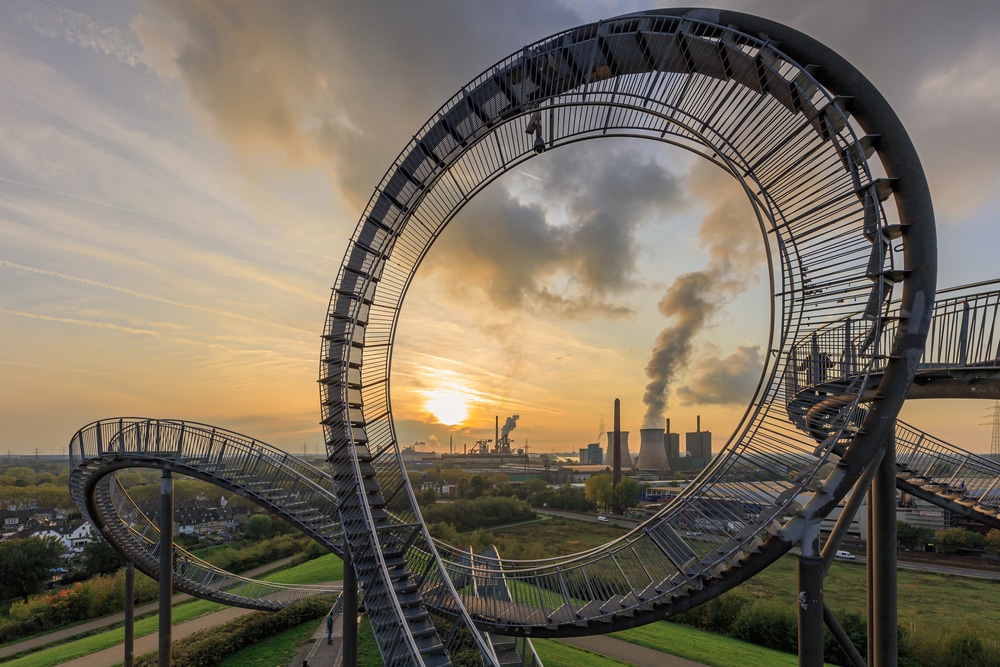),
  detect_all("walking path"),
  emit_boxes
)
[288,604,345,667]
[0,556,296,661]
